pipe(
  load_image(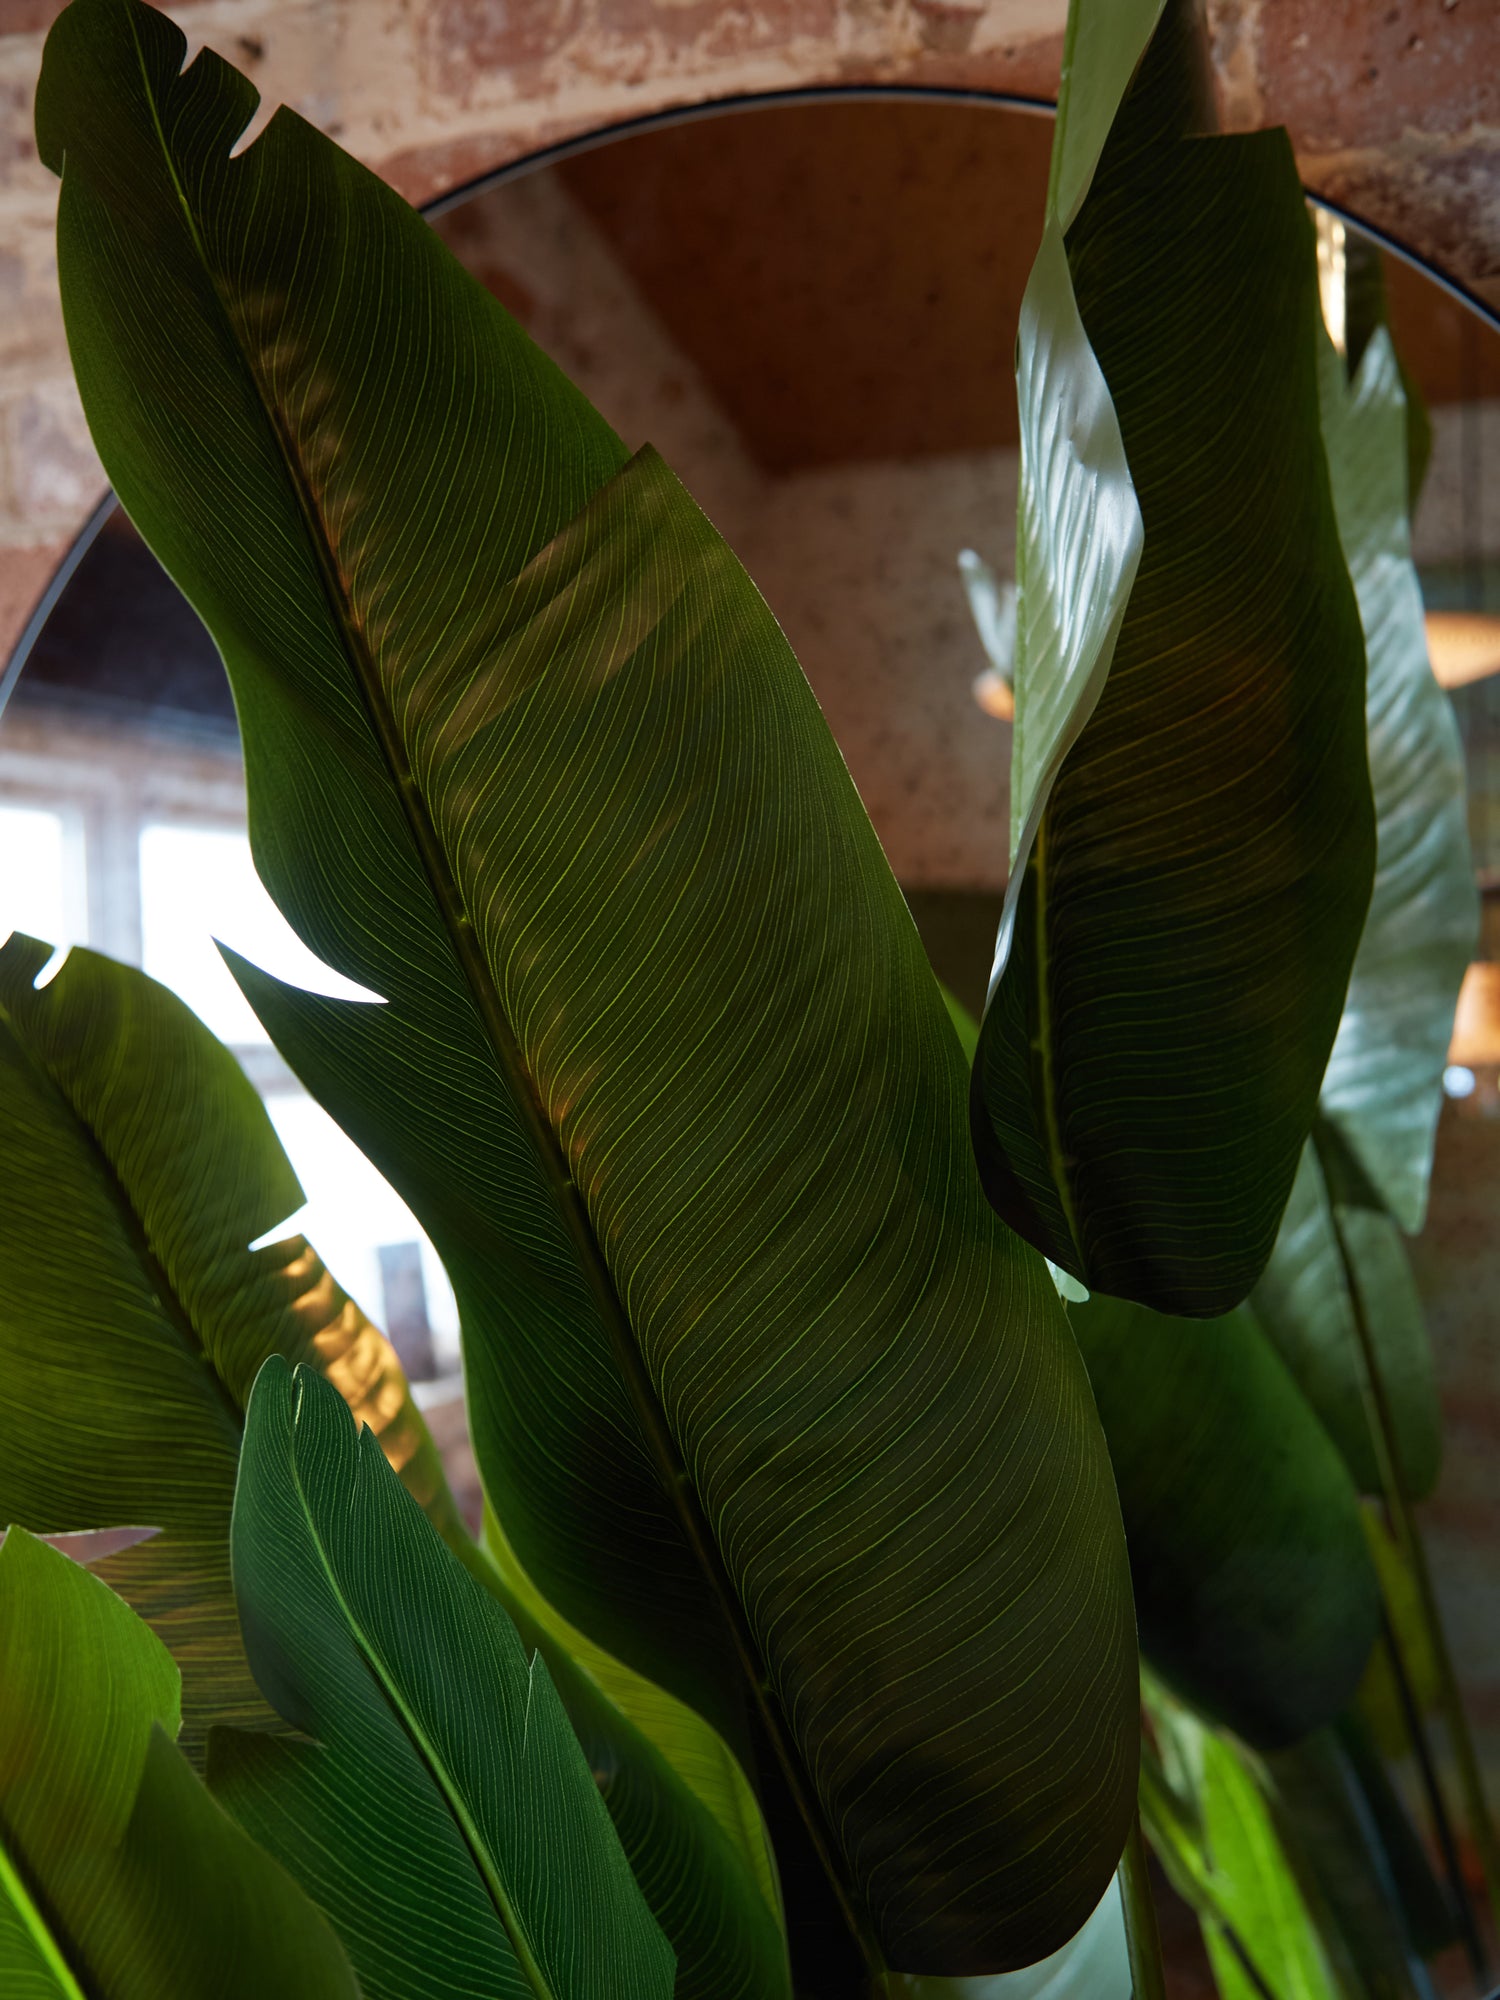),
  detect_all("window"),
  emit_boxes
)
[139,821,376,1046]
[0,722,460,1381]
[0,802,86,955]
